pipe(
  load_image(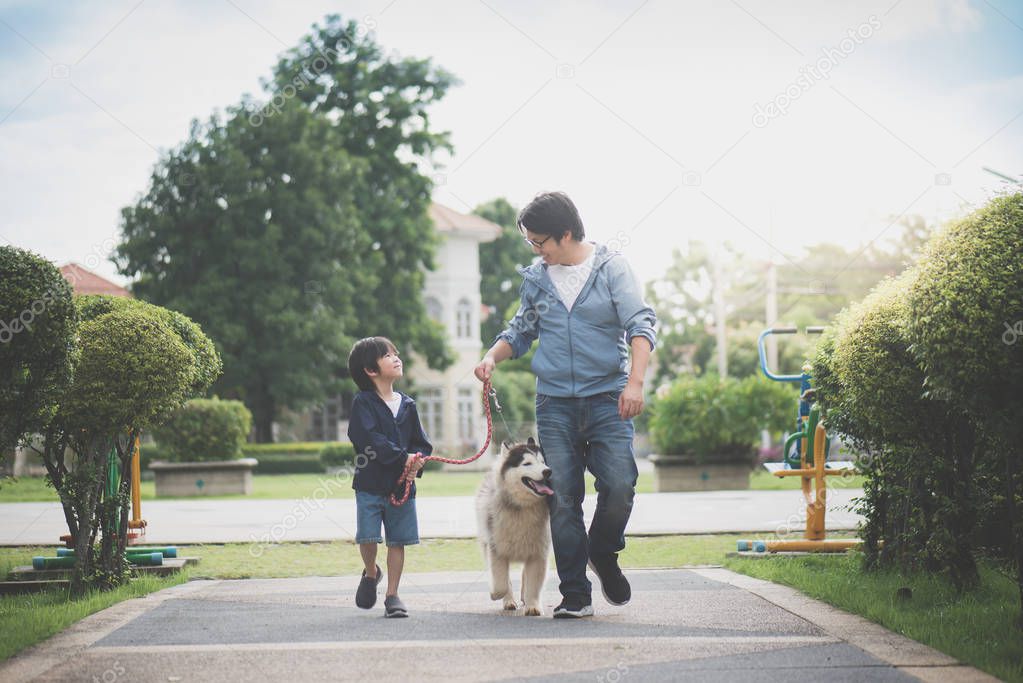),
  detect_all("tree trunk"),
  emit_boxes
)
[41,432,79,545]
[948,419,978,591]
[72,462,105,597]
[251,395,276,443]
[1006,450,1023,628]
